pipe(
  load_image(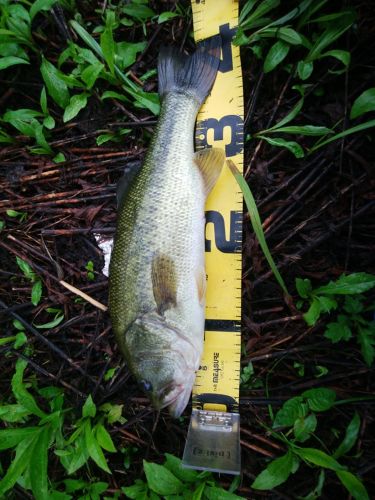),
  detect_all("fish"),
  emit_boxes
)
[109,38,225,418]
